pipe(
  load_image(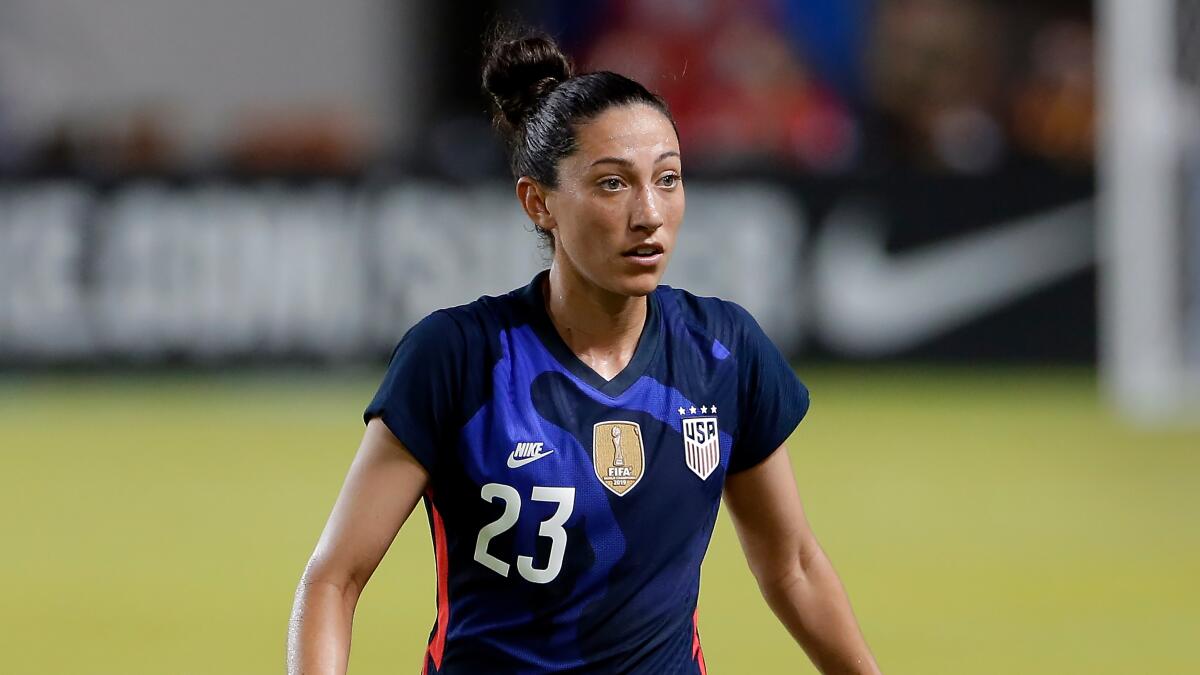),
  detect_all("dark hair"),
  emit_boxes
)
[482,26,676,247]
